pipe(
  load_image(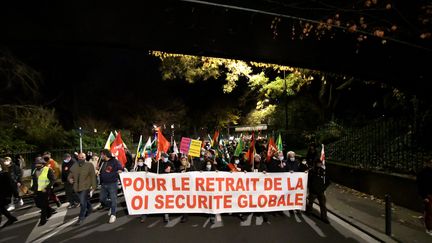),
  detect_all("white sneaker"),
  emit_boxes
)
[426,229,432,236]
[109,215,116,223]
[7,204,15,211]
[108,208,111,216]
[19,199,24,206]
